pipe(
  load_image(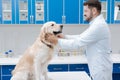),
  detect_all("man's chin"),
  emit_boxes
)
[85,19,90,22]
[84,18,89,21]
